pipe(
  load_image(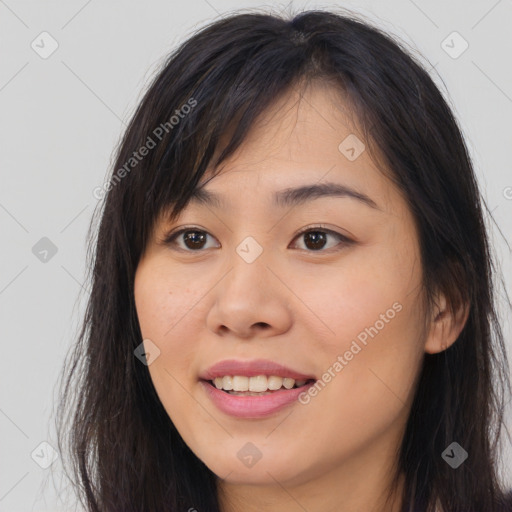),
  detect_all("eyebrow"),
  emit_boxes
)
[189,181,380,210]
